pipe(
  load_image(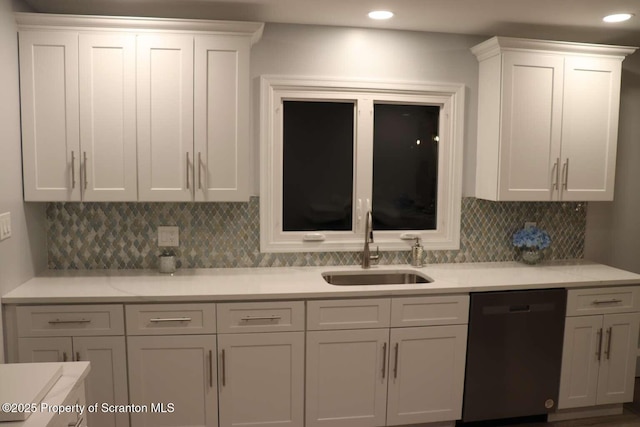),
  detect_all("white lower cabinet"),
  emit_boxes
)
[305,297,468,427]
[558,287,640,410]
[558,312,640,409]
[18,336,129,427]
[387,326,467,425]
[306,329,389,427]
[127,335,218,427]
[215,301,305,427]
[15,304,128,427]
